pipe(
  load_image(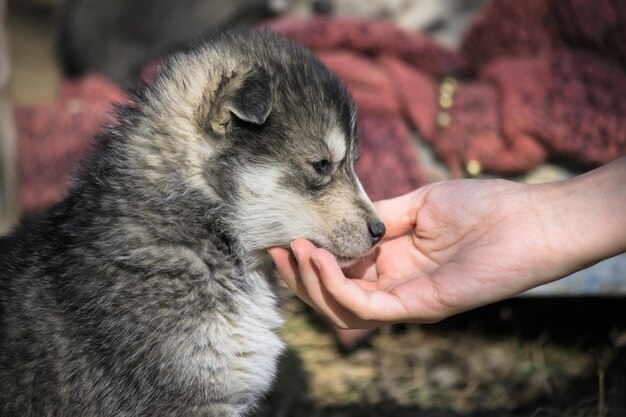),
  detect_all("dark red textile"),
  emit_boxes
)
[427,81,549,176]
[436,0,626,174]
[463,0,626,68]
[482,51,626,168]
[462,0,563,68]
[16,75,126,213]
[16,4,626,214]
[266,18,466,77]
